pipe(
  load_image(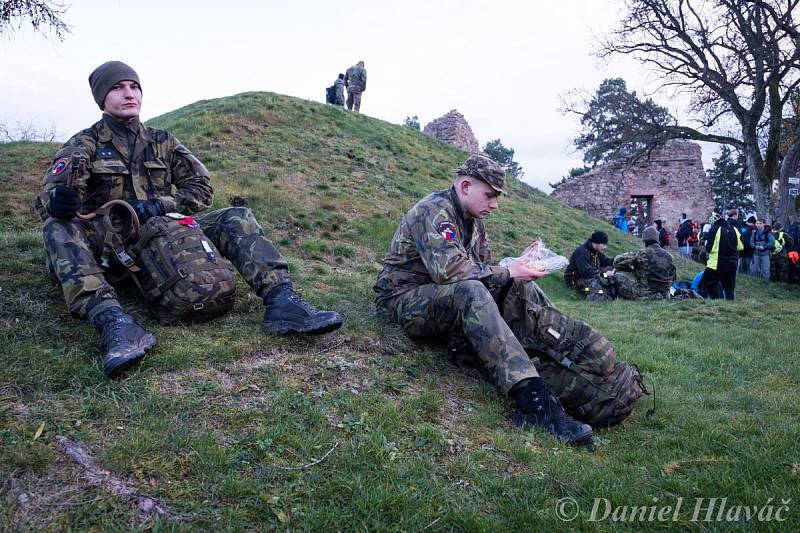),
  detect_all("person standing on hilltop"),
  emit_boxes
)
[373,154,642,445]
[344,61,367,112]
[333,73,346,106]
[34,61,342,379]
